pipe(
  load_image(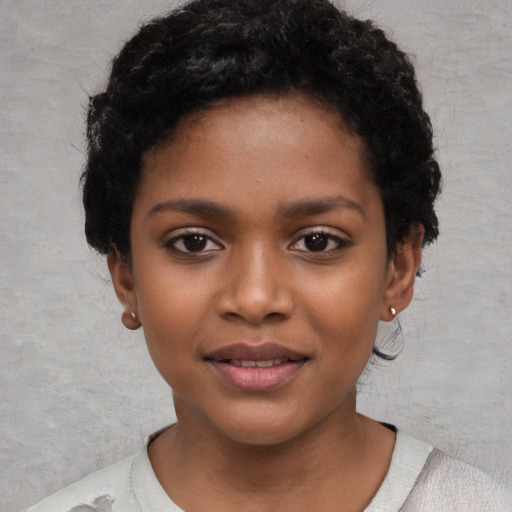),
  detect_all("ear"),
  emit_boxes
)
[107,248,141,330]
[380,224,424,322]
